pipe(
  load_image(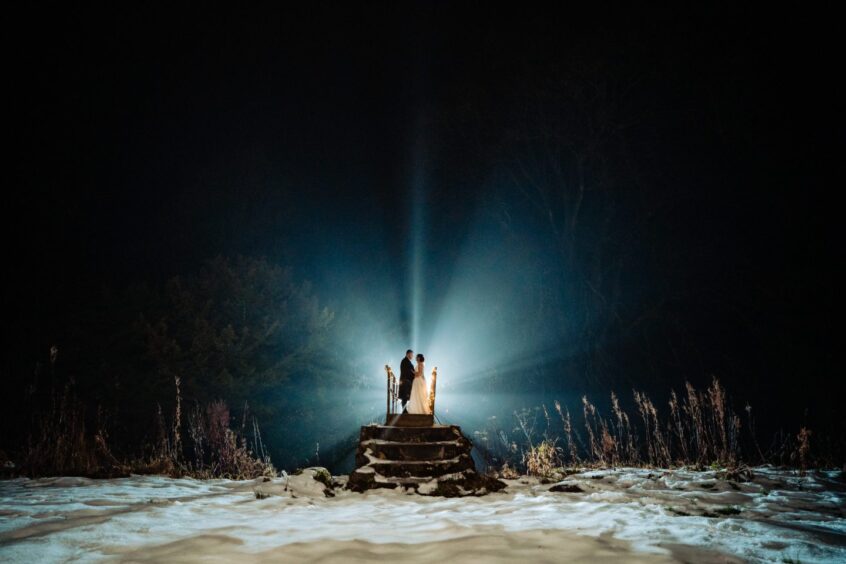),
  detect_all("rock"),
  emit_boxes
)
[549,482,585,493]
[310,467,332,487]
